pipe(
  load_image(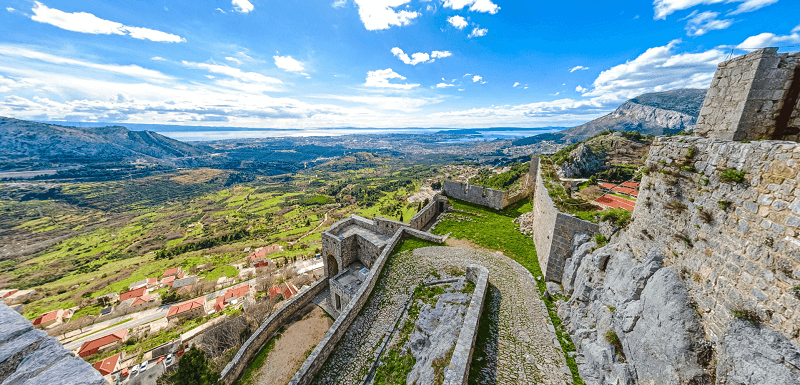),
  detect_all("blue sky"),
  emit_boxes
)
[0,0,798,129]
